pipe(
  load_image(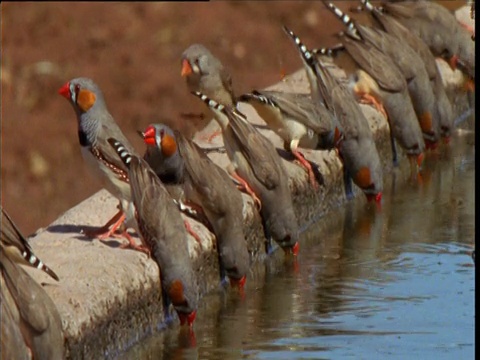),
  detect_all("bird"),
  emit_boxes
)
[1,206,59,281]
[139,123,250,288]
[282,26,384,203]
[58,77,142,252]
[377,0,475,81]
[108,137,198,327]
[309,14,425,178]
[181,44,236,142]
[176,131,251,288]
[191,91,300,256]
[324,1,440,150]
[238,89,338,189]
[1,207,64,360]
[139,123,211,246]
[358,0,454,143]
[139,124,186,200]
